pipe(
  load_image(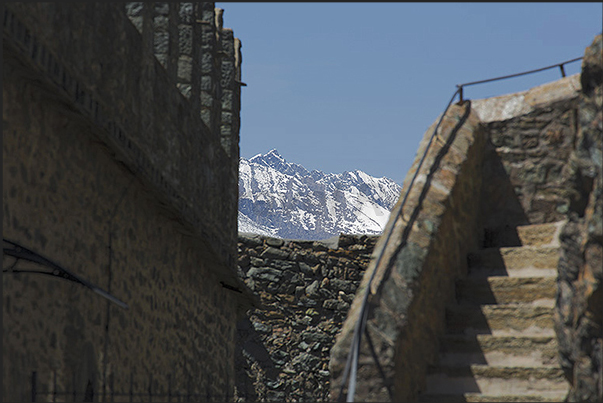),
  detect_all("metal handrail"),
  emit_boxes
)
[457,56,582,102]
[336,55,583,402]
